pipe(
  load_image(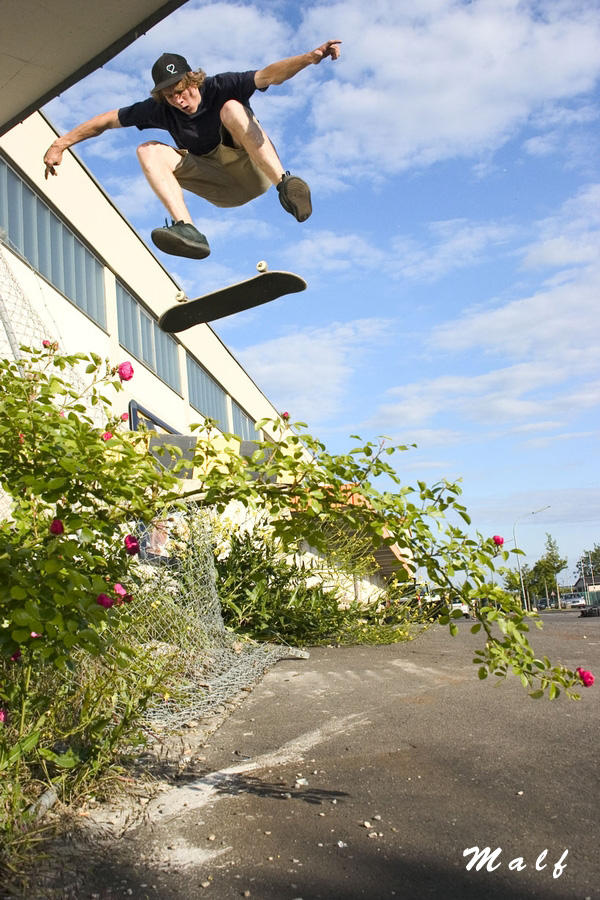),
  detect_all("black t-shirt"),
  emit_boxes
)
[118,70,266,156]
